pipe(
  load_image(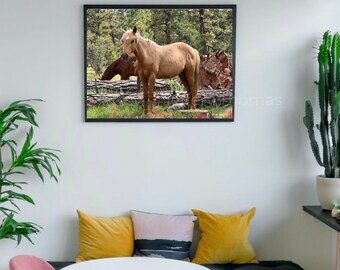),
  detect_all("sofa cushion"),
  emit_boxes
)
[130,210,196,260]
[76,210,134,262]
[48,262,74,270]
[48,261,303,270]
[202,261,303,270]
[192,208,257,265]
[203,261,303,270]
